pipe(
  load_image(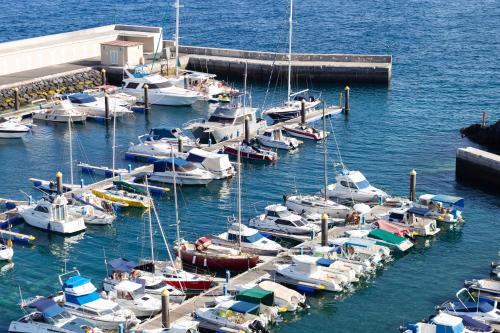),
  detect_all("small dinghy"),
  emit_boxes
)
[68,204,115,225]
[283,123,327,141]
[223,141,278,162]
[91,188,151,208]
[257,280,307,312]
[418,194,465,223]
[66,93,132,119]
[256,128,300,150]
[383,206,440,237]
[0,239,13,261]
[9,297,103,333]
[183,148,235,179]
[0,117,31,139]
